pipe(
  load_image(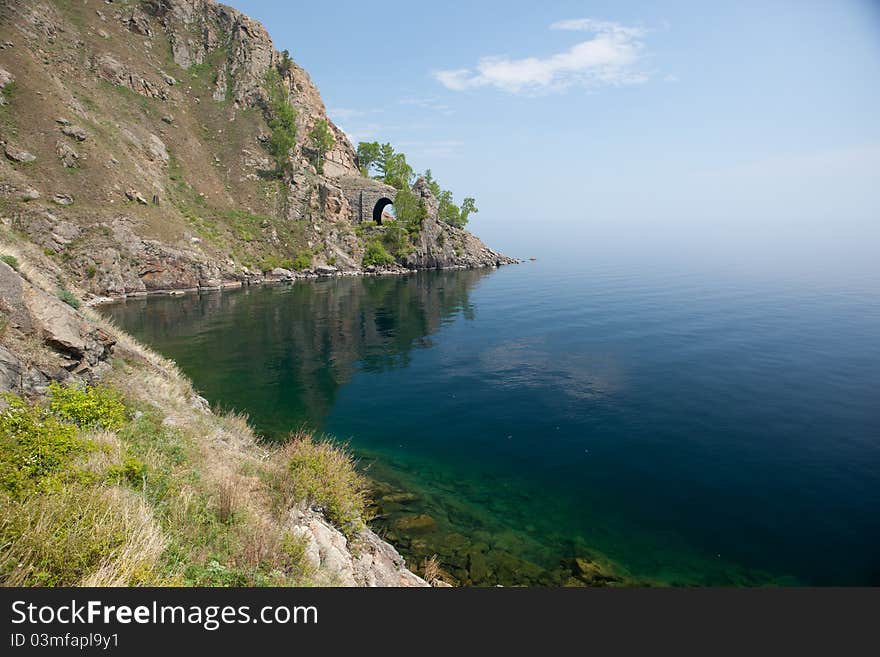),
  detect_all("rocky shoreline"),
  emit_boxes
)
[84,260,519,306]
